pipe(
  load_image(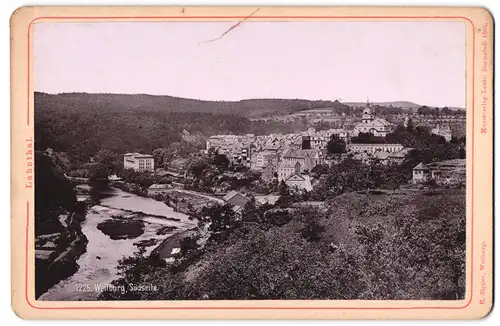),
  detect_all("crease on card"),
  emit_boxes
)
[197,8,260,45]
